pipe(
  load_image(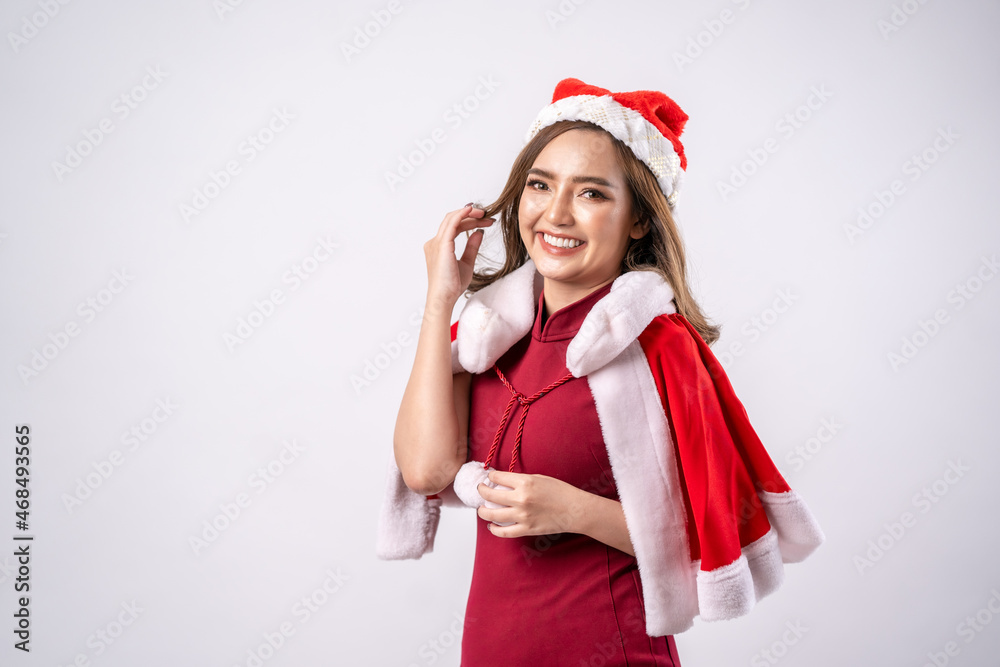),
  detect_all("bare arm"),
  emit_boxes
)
[575,494,635,557]
[393,311,470,495]
[393,205,493,495]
